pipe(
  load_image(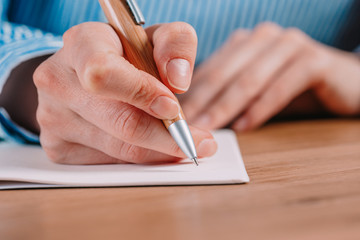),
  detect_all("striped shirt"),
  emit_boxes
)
[0,0,359,143]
